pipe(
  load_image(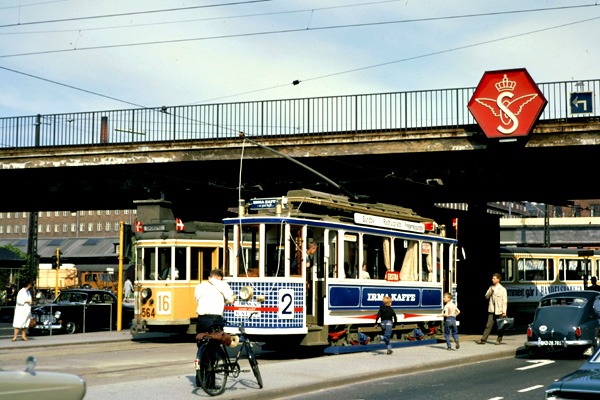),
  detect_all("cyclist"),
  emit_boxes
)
[195,269,236,334]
